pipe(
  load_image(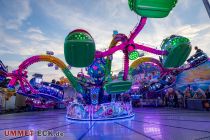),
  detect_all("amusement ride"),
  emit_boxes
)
[0,0,209,120]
